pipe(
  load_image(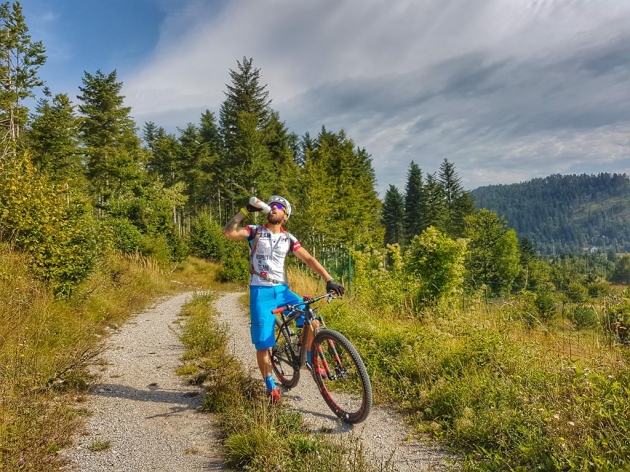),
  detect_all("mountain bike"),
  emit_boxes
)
[270,292,372,424]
